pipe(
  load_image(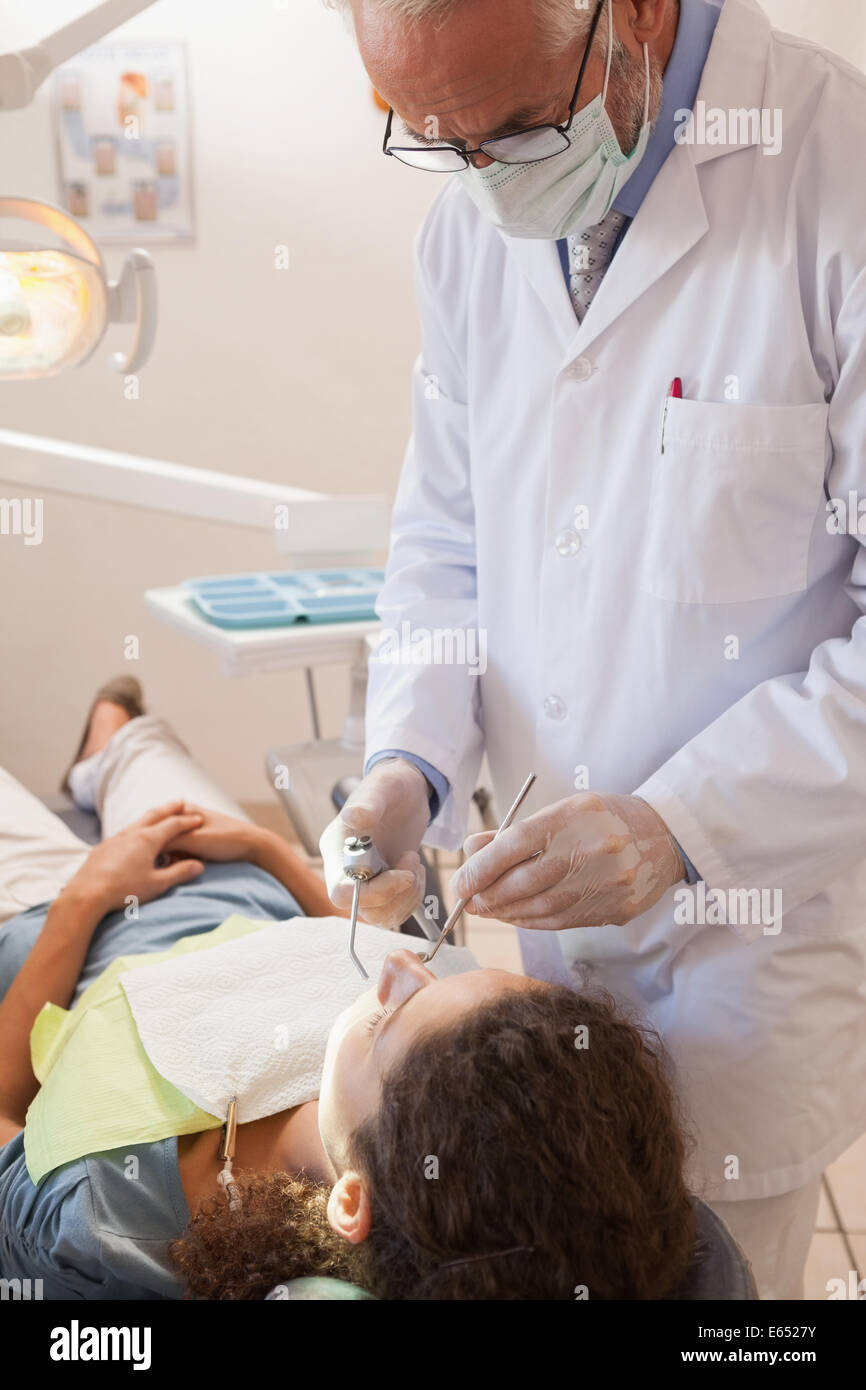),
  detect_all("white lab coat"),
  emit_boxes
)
[365,0,866,1201]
